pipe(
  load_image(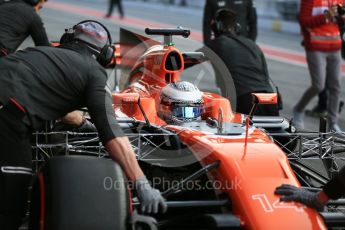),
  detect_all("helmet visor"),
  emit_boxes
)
[172,106,203,119]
